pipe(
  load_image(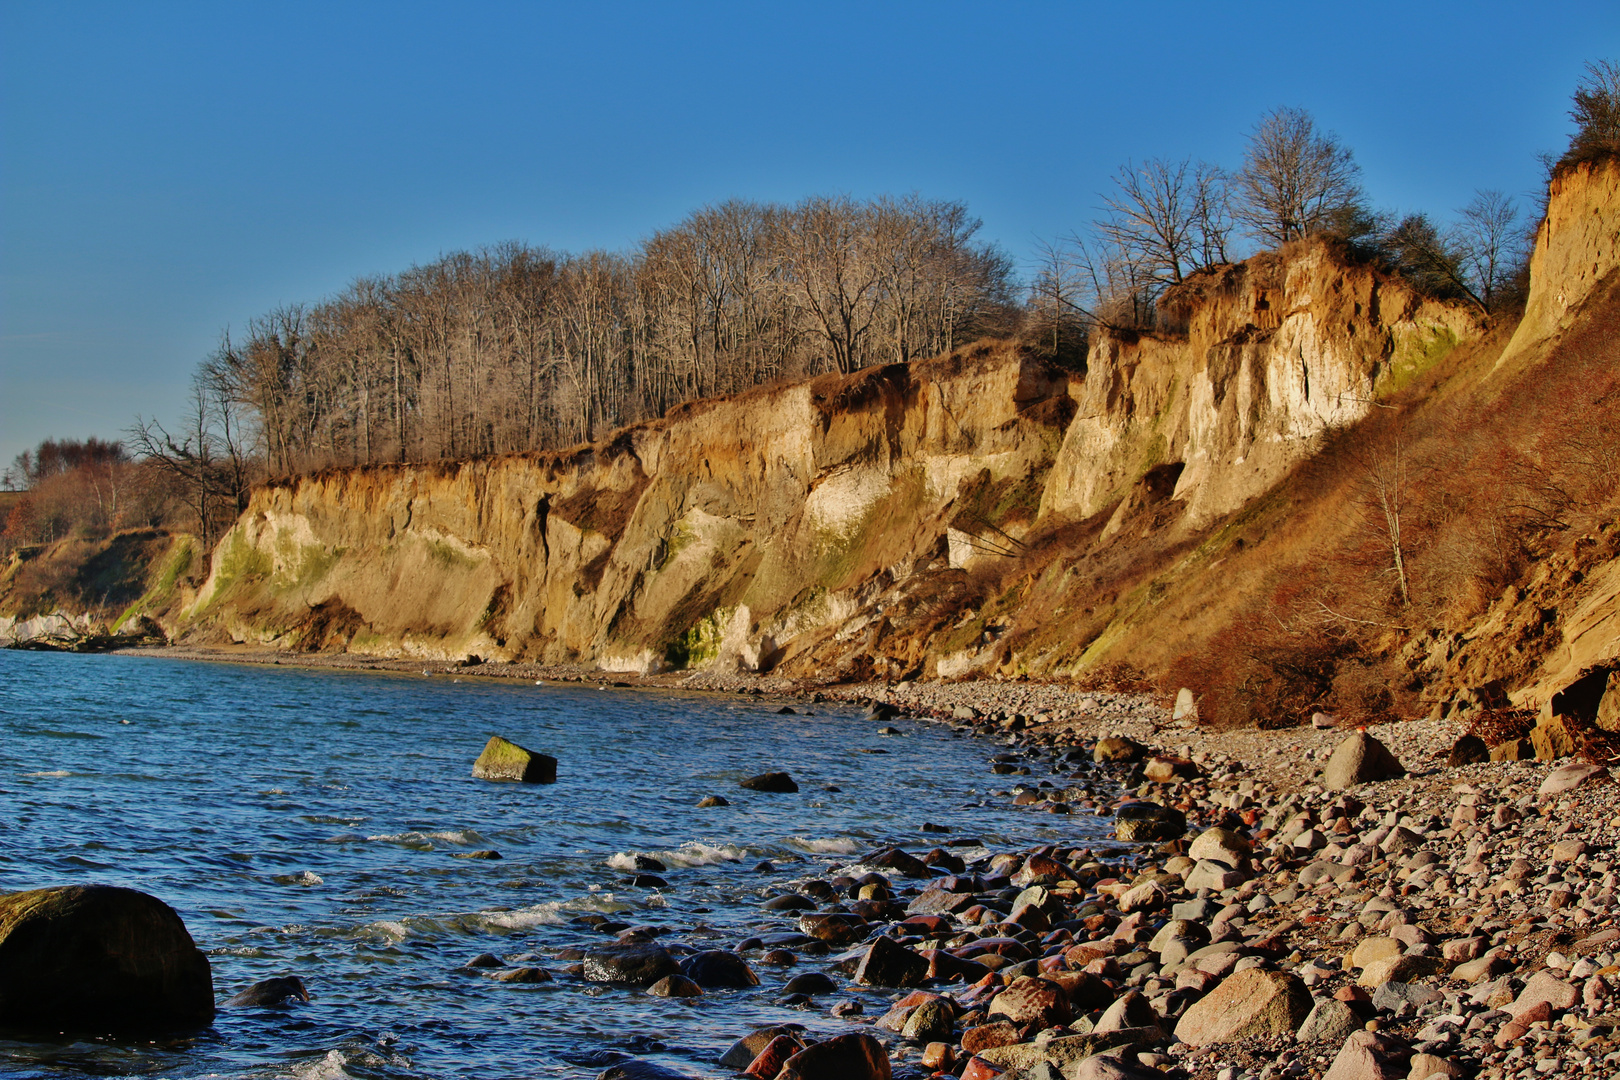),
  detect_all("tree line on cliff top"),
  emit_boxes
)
[4,62,1616,555]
